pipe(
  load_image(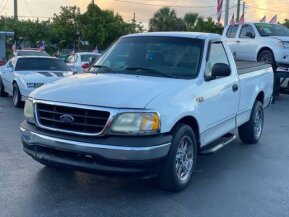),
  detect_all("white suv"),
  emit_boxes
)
[223,22,289,70]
